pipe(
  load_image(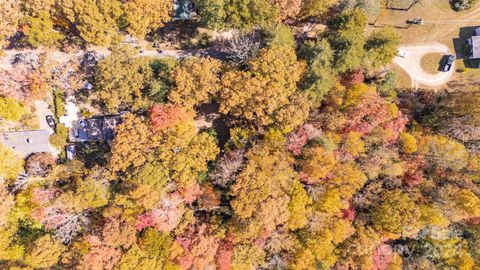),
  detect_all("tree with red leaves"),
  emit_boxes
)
[342,206,356,221]
[149,103,194,132]
[175,224,221,269]
[216,237,234,270]
[77,235,122,270]
[341,69,365,88]
[370,244,394,270]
